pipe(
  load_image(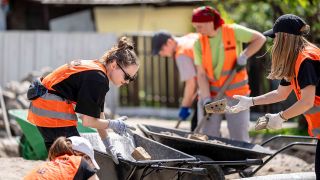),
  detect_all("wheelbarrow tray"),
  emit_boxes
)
[138,124,273,162]
[92,133,198,180]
